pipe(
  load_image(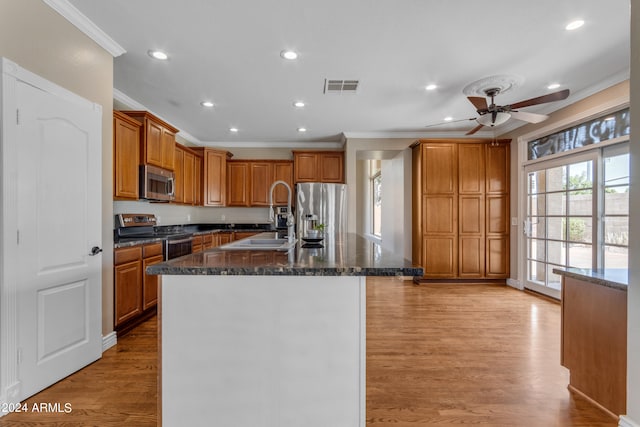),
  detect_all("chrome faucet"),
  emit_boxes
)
[269,180,295,244]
